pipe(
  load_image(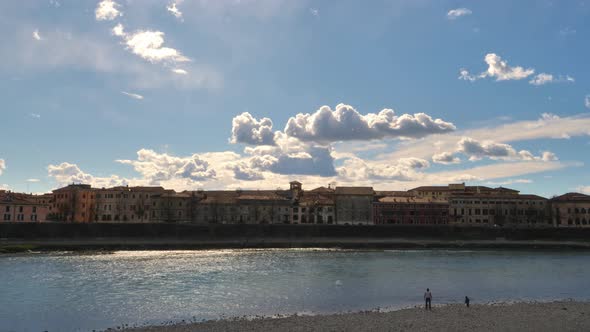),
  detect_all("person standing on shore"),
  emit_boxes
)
[465,296,470,307]
[424,288,432,310]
